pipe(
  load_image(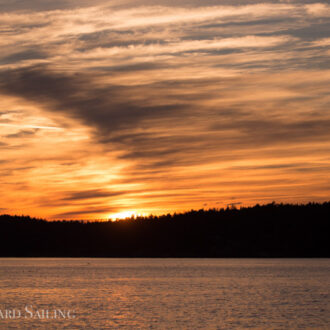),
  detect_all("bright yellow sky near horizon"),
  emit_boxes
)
[0,1,330,220]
